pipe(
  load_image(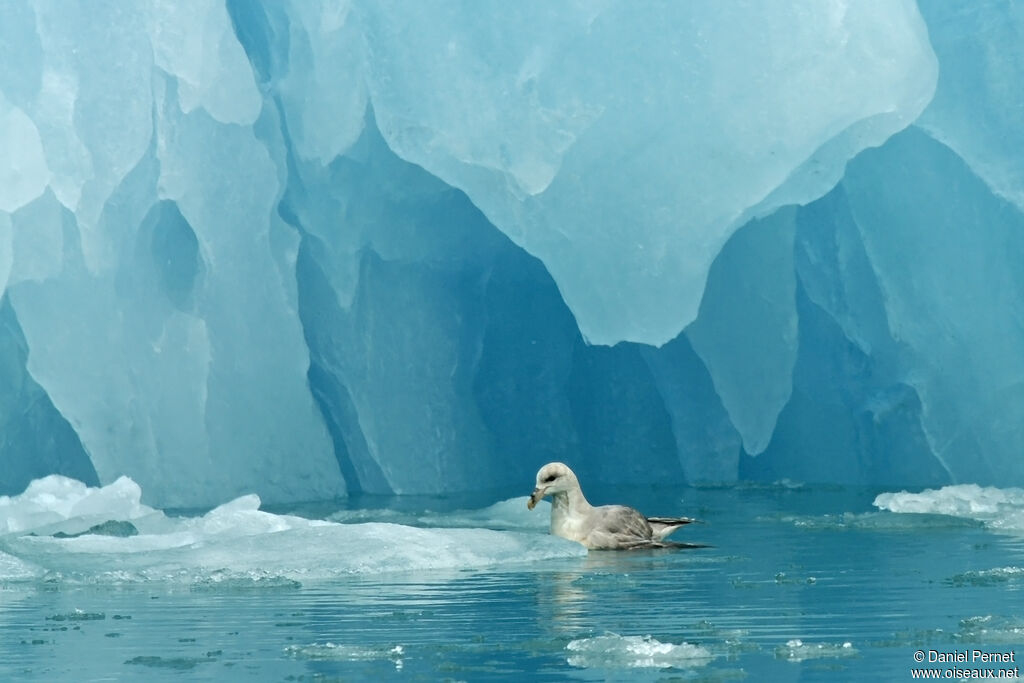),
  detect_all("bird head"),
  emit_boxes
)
[527,462,577,509]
